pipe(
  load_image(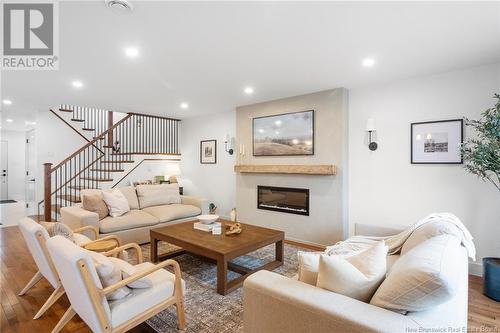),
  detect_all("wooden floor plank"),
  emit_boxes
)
[0,225,498,332]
